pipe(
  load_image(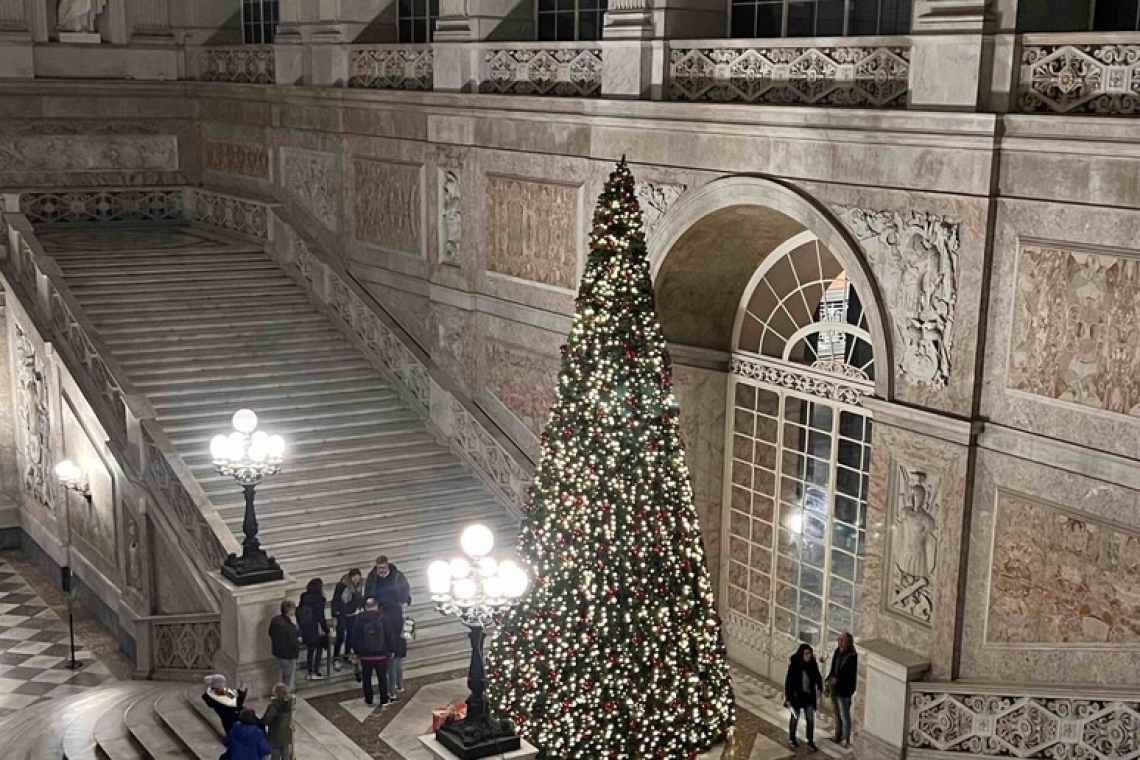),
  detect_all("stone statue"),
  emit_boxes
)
[441,170,462,265]
[126,518,142,591]
[58,0,107,34]
[890,468,939,623]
